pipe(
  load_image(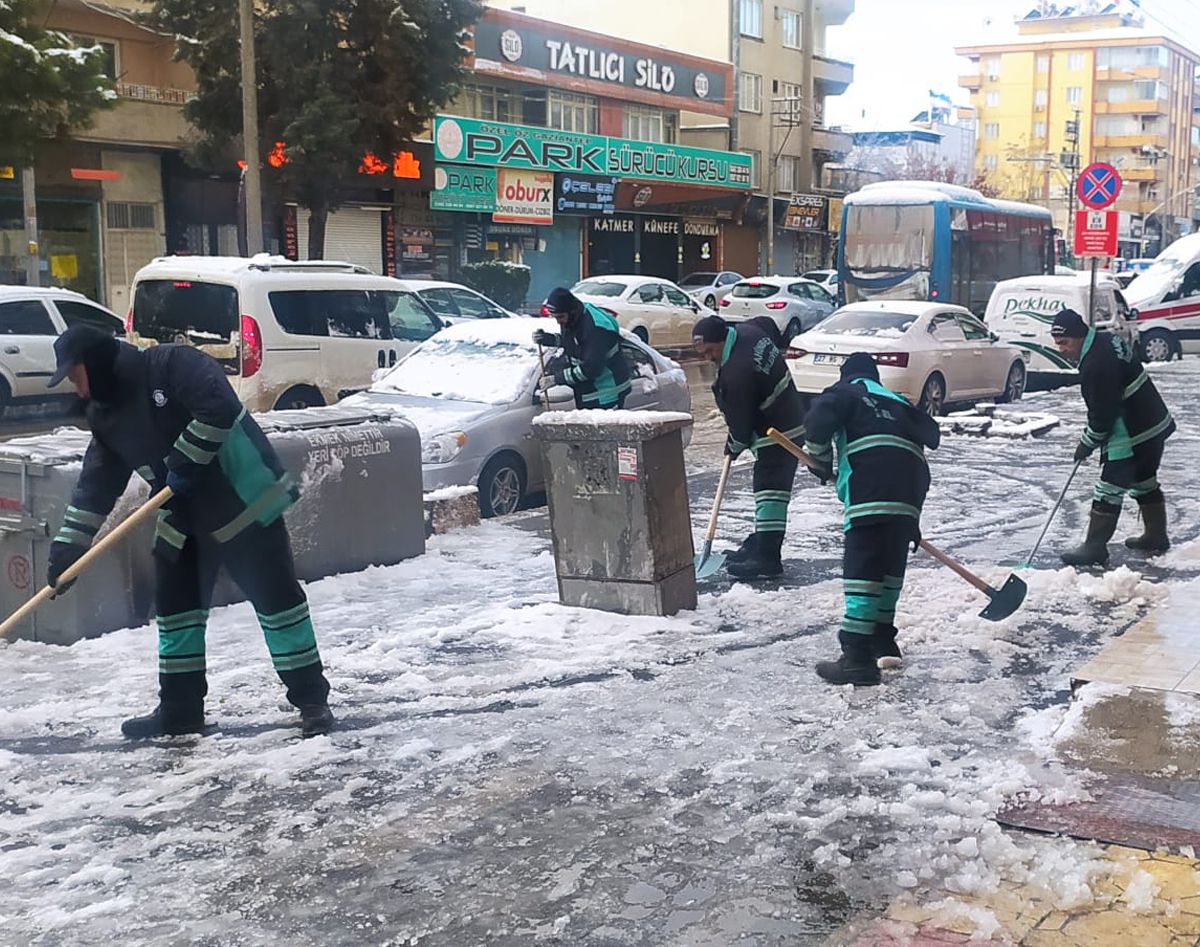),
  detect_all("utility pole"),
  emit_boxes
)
[765,95,805,276]
[21,166,38,287]
[238,0,263,255]
[1063,109,1081,265]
